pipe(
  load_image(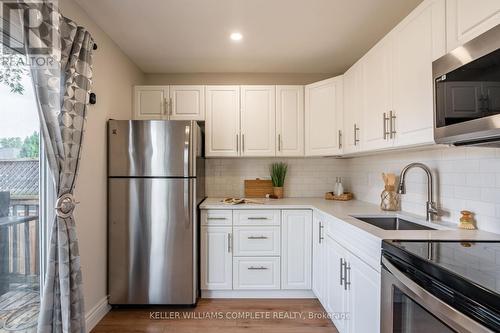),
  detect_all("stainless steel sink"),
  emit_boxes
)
[353,216,436,230]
